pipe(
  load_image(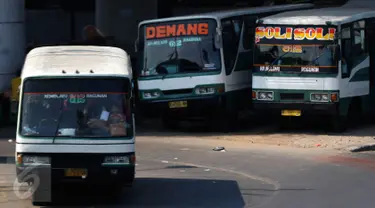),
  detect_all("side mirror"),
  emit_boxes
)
[214,27,222,49]
[130,96,135,113]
